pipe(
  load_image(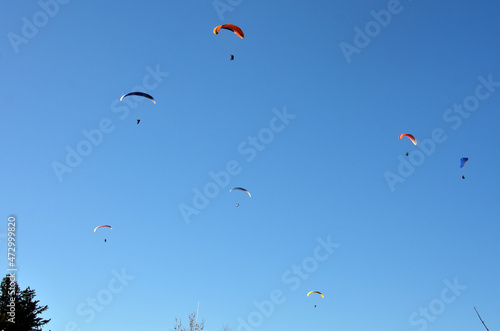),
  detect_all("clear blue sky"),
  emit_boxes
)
[1,0,499,330]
